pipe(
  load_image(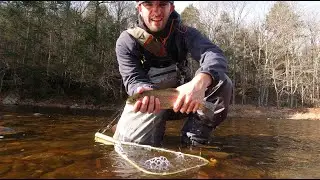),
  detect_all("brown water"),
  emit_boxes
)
[1,107,320,178]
